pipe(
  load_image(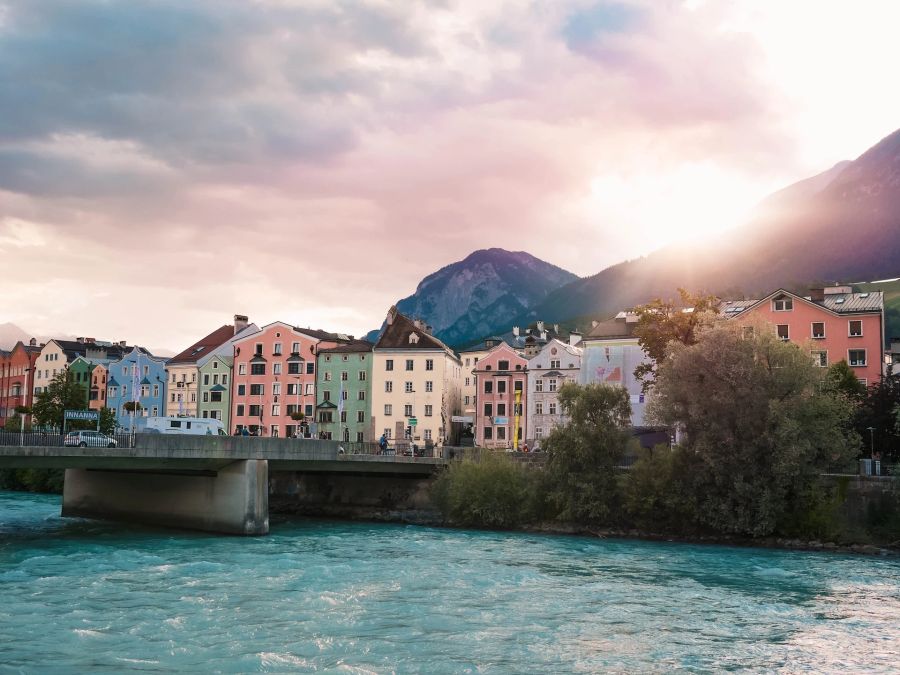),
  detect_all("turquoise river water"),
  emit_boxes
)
[1,491,899,673]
